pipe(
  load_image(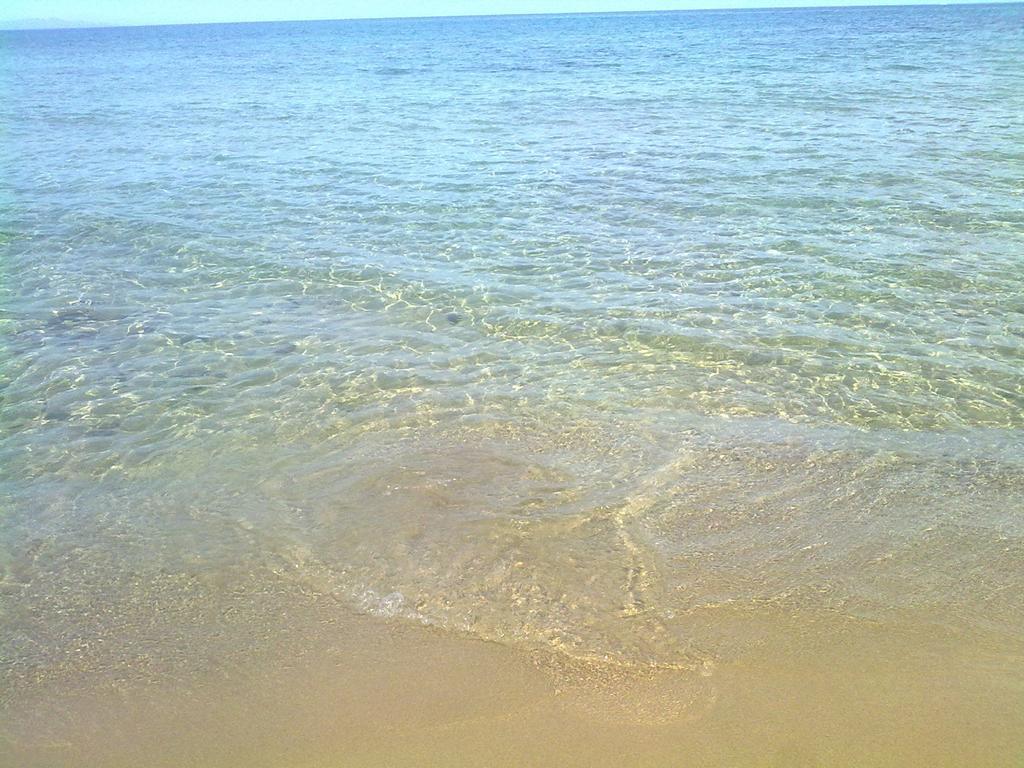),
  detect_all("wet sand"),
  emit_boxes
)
[4,573,1022,768]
